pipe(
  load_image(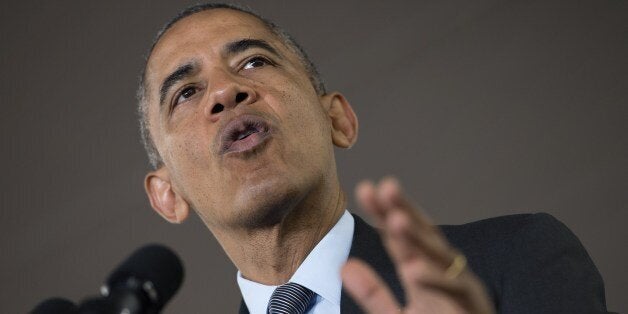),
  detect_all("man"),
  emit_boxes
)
[138,3,610,313]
